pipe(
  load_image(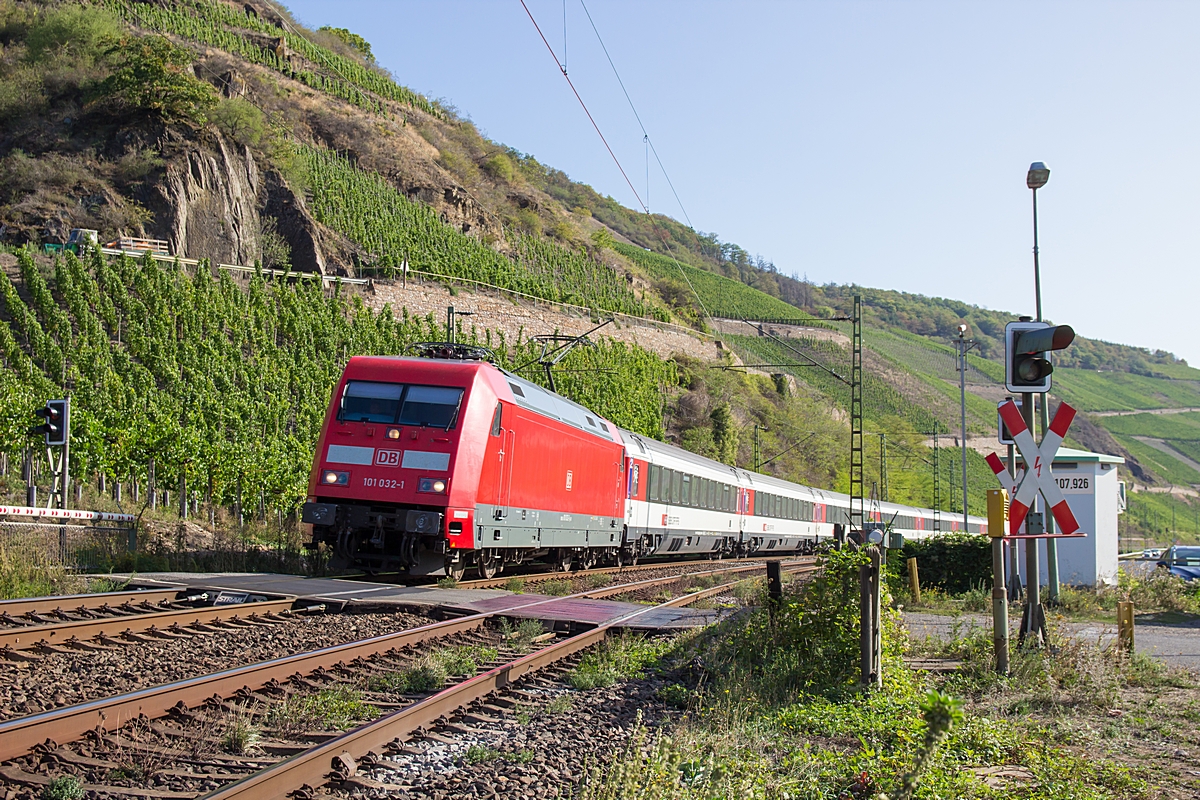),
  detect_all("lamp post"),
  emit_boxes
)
[1027,161,1060,601]
[955,323,976,533]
